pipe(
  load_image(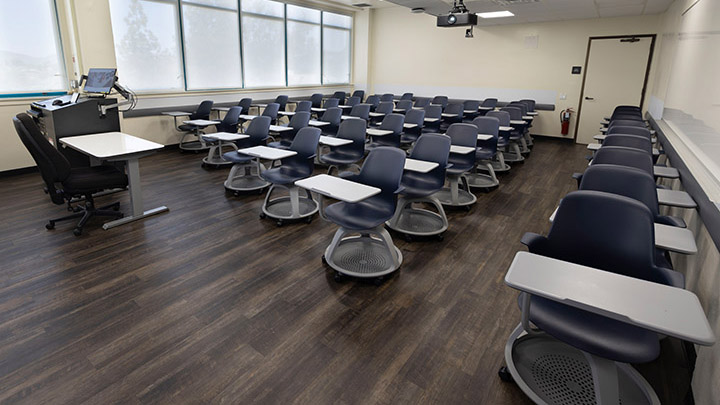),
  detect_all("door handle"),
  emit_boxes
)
[585,97,595,100]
